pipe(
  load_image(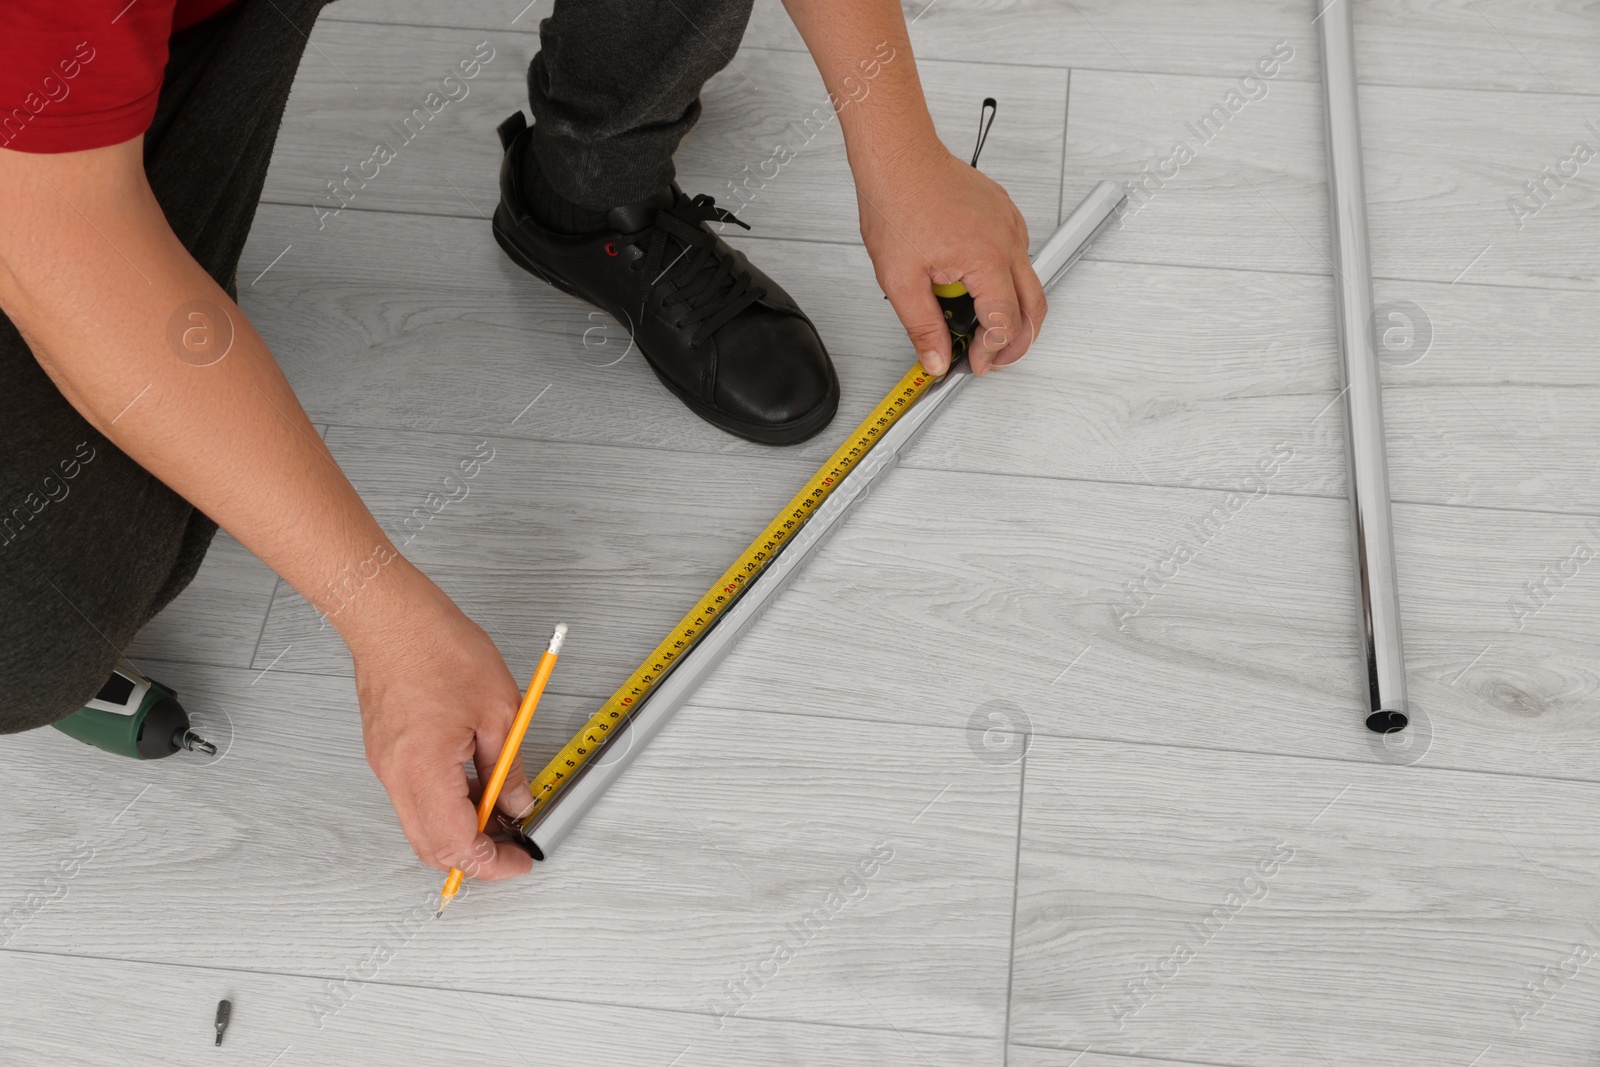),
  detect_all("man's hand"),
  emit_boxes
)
[349,566,535,881]
[780,0,1048,377]
[855,142,1046,377]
